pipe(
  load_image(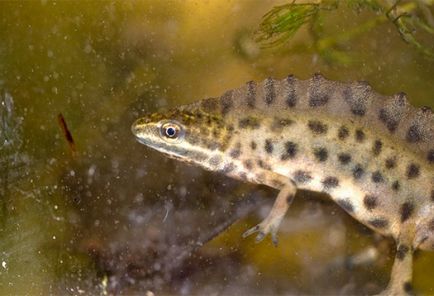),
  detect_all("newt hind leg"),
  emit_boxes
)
[242,179,296,246]
[378,232,415,296]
